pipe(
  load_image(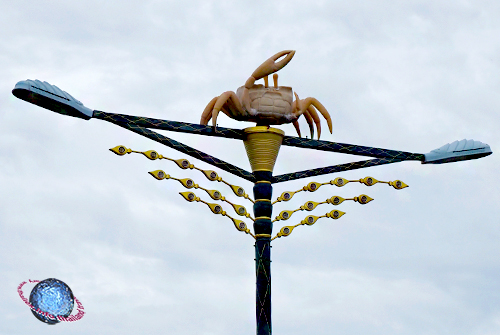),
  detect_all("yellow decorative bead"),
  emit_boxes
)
[142,150,159,160]
[207,203,223,214]
[303,215,319,226]
[109,145,129,156]
[390,180,408,190]
[174,158,191,169]
[355,194,373,204]
[302,201,320,211]
[279,226,294,237]
[278,210,293,221]
[179,192,196,202]
[279,191,295,202]
[148,170,169,180]
[202,170,219,181]
[230,185,245,197]
[232,219,248,232]
[332,177,348,187]
[327,210,345,219]
[179,178,195,189]
[327,196,345,205]
[361,176,378,186]
[232,204,247,216]
[305,182,320,192]
[207,189,222,200]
